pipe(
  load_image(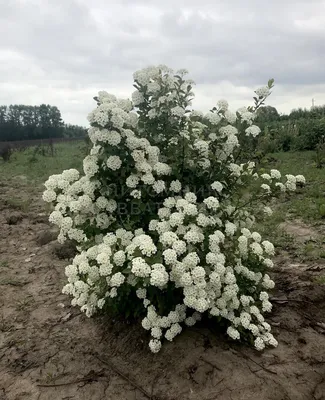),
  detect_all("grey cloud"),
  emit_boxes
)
[0,0,324,125]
